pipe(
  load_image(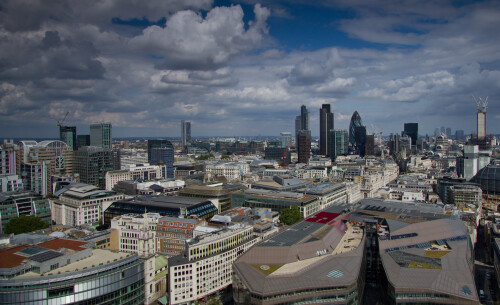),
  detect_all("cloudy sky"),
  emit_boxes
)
[1,0,499,138]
